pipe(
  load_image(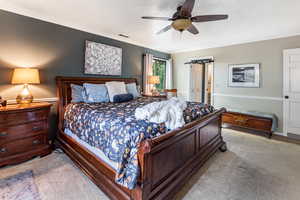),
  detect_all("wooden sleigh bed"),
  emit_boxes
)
[56,76,227,200]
